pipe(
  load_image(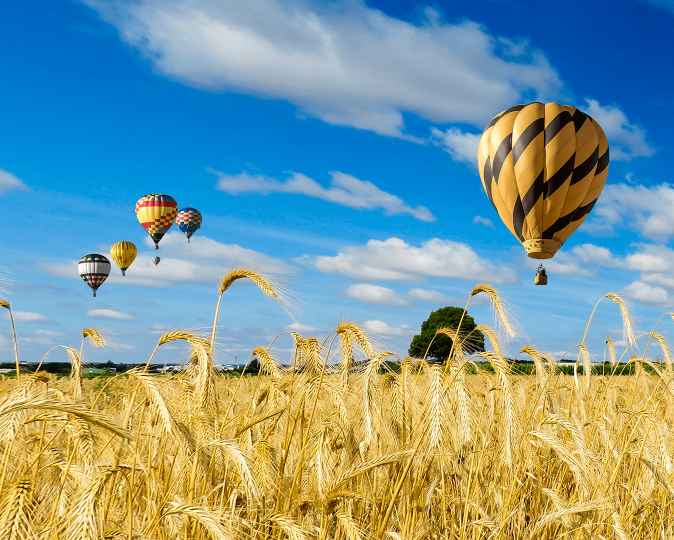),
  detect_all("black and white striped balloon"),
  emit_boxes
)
[78,254,111,297]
